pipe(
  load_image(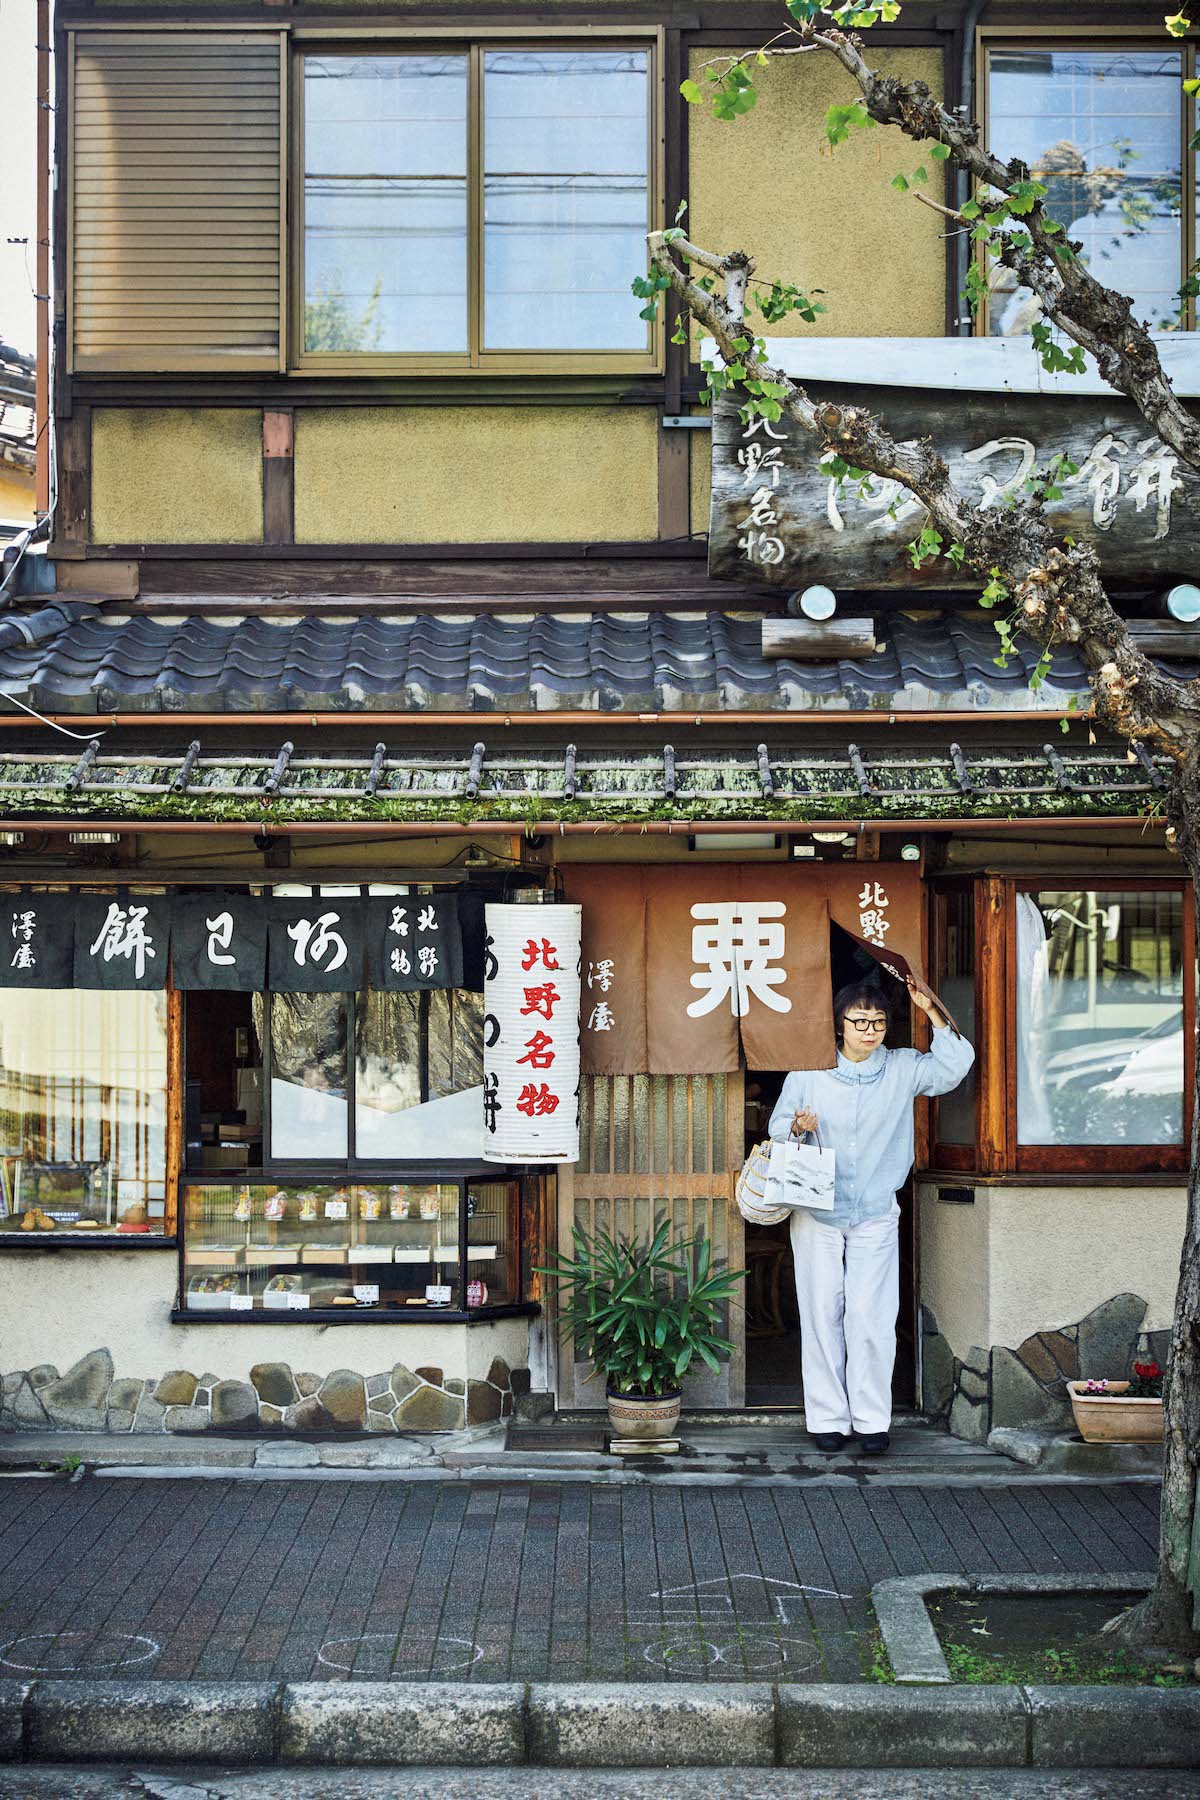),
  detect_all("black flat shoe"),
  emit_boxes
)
[858,1432,890,1456]
[812,1432,849,1453]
